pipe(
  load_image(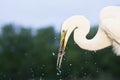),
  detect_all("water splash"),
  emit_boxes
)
[56,68,61,76]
